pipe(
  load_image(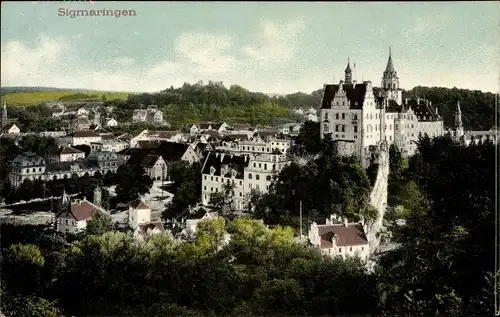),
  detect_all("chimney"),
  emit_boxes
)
[417,97,420,105]
[343,217,348,227]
